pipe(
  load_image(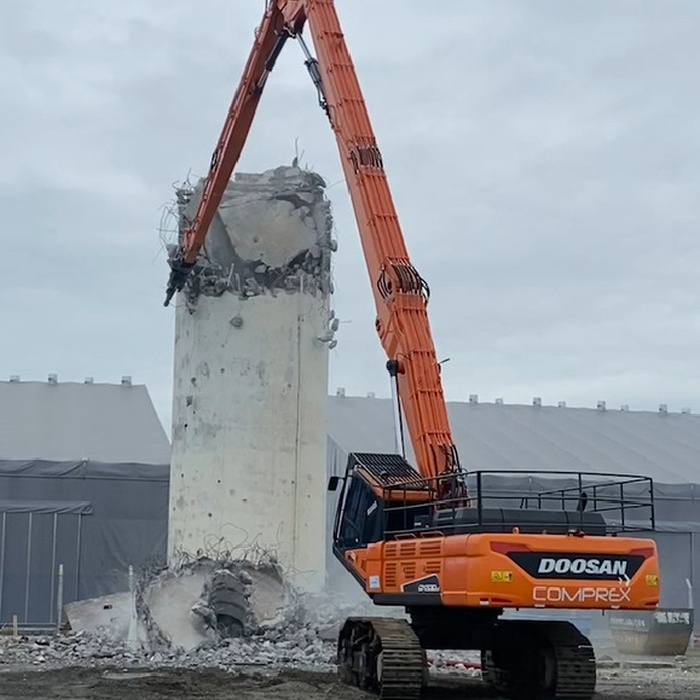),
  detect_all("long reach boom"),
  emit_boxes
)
[164,0,460,484]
